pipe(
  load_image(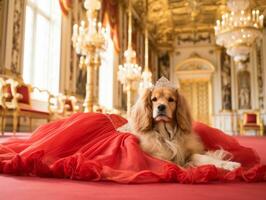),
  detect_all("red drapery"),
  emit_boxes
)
[59,0,73,16]
[0,113,265,184]
[101,0,120,52]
